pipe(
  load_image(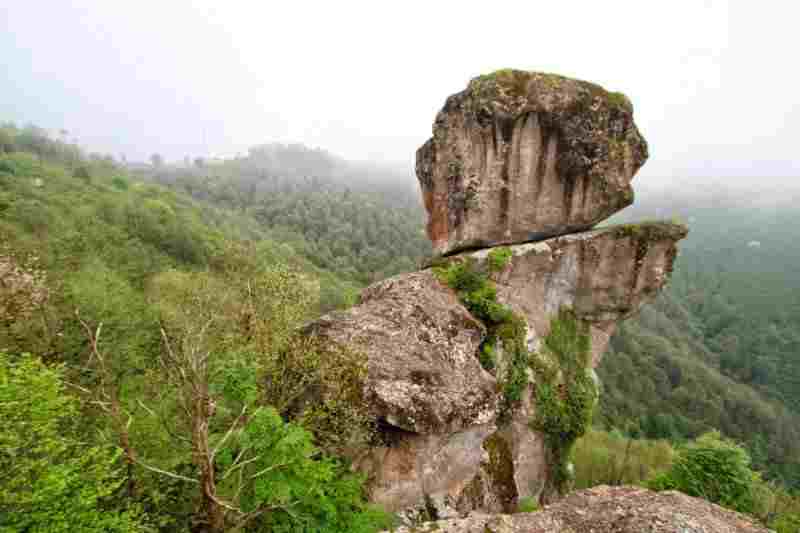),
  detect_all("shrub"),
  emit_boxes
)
[0,352,146,531]
[110,175,129,190]
[648,431,758,514]
[487,246,513,273]
[73,165,91,181]
[572,429,674,489]
[516,496,539,513]
[229,406,392,533]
